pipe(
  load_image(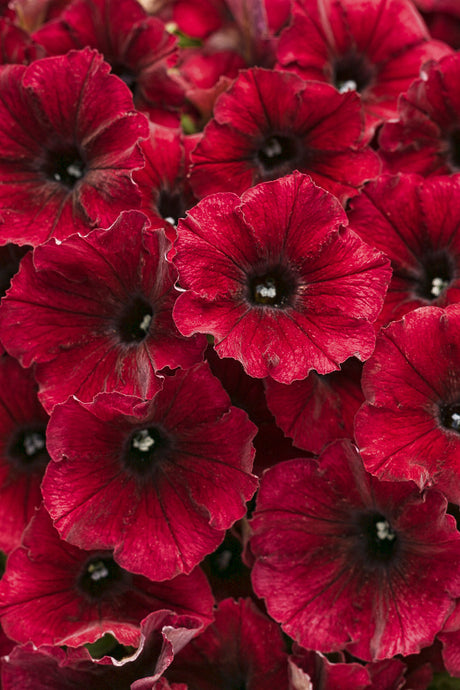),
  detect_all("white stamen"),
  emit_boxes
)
[375,520,395,541]
[139,313,152,333]
[66,163,83,179]
[263,138,282,159]
[430,276,449,297]
[338,79,357,93]
[257,285,277,299]
[451,412,460,430]
[132,429,155,453]
[88,561,109,581]
[24,433,45,456]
